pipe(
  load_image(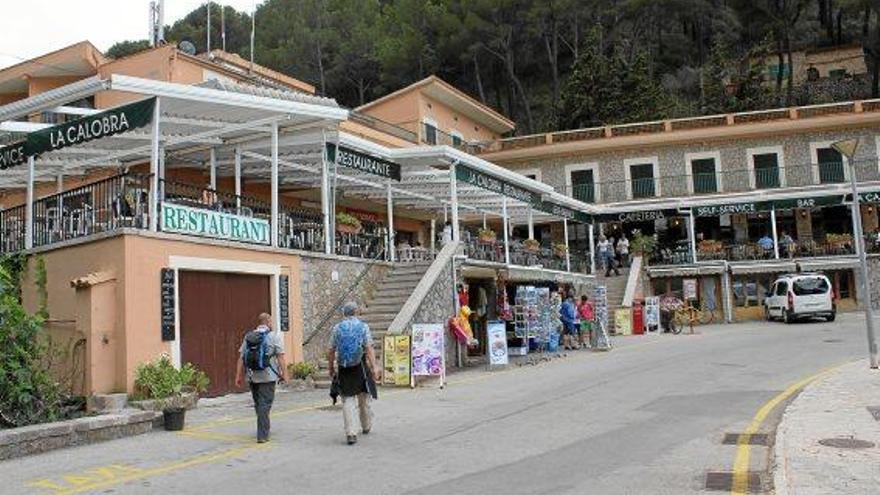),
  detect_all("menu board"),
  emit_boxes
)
[279,275,290,332]
[383,335,411,386]
[411,323,444,376]
[486,320,509,366]
[683,278,698,301]
[160,268,175,341]
[615,308,632,336]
